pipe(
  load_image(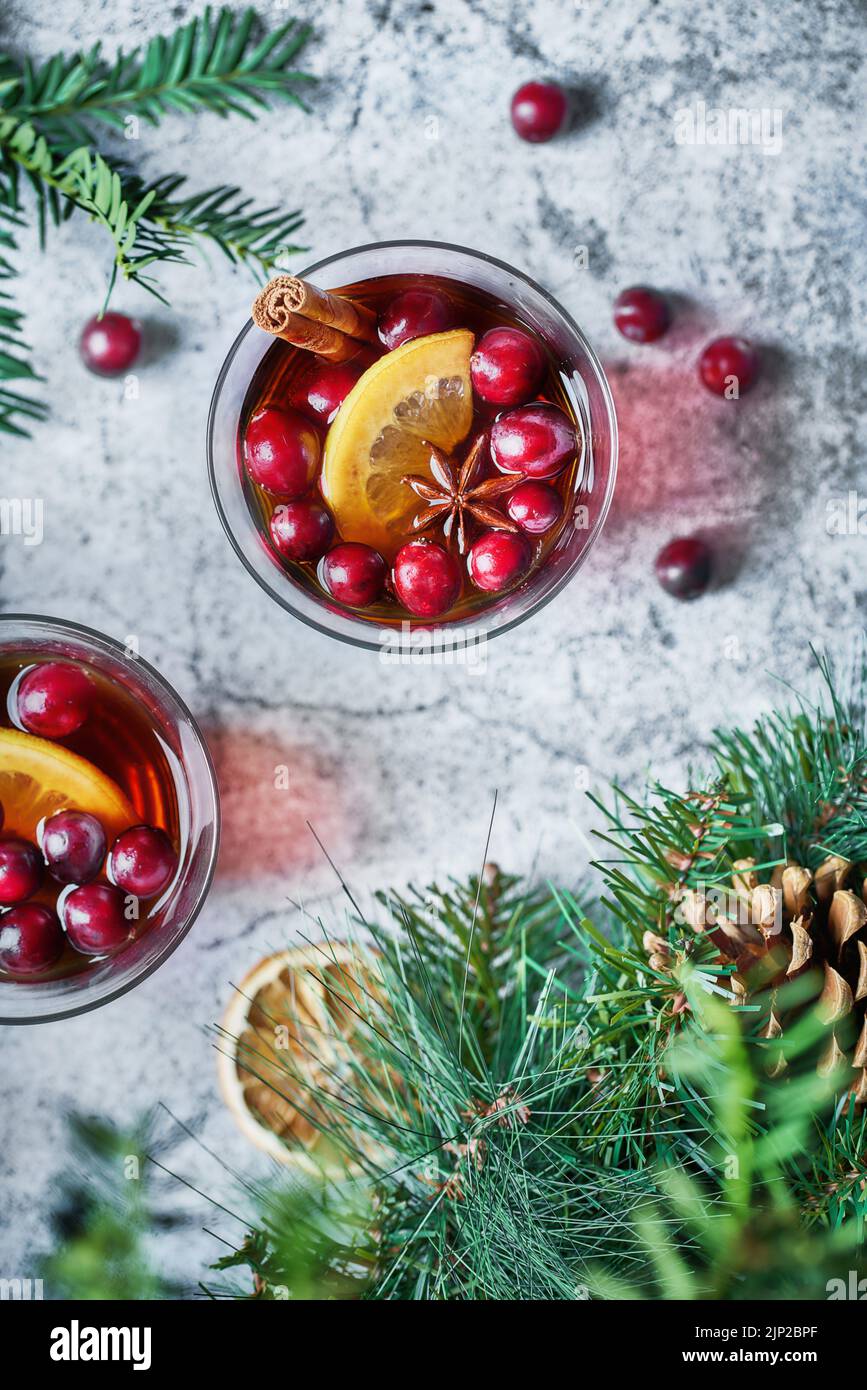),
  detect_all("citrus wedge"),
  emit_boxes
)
[217,943,373,1171]
[0,727,136,842]
[322,328,474,557]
